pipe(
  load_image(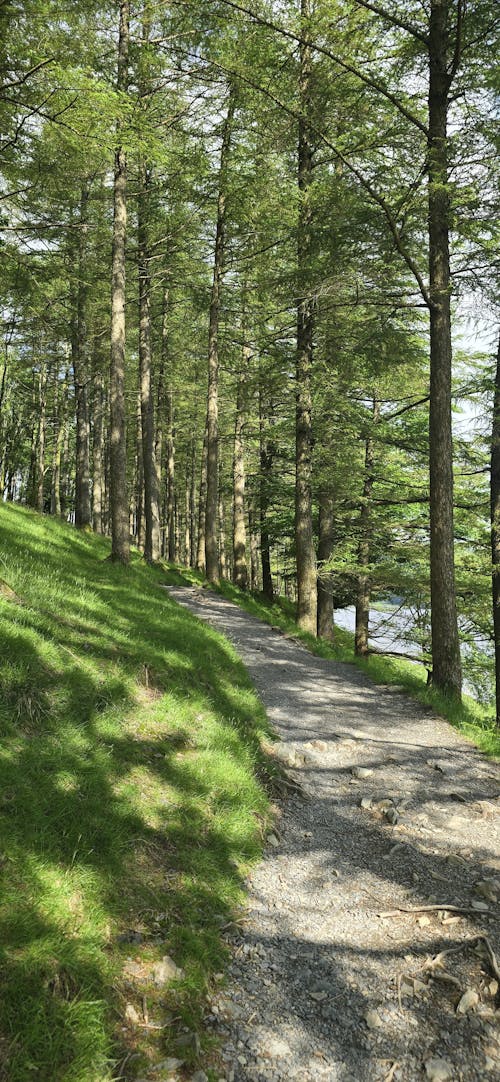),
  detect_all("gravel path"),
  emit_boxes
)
[166,586,500,1082]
